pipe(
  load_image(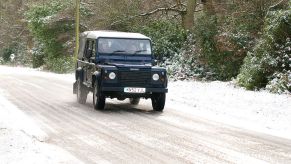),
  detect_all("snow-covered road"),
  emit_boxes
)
[0,66,291,163]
